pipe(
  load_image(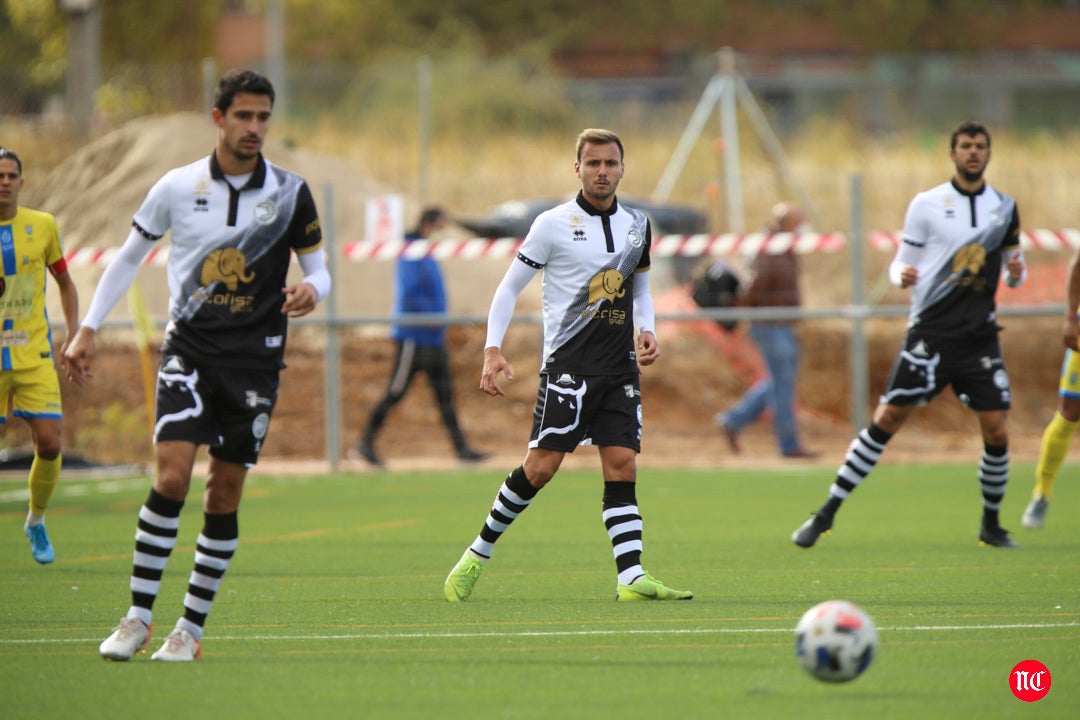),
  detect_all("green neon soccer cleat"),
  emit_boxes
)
[616,571,693,601]
[444,550,485,602]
